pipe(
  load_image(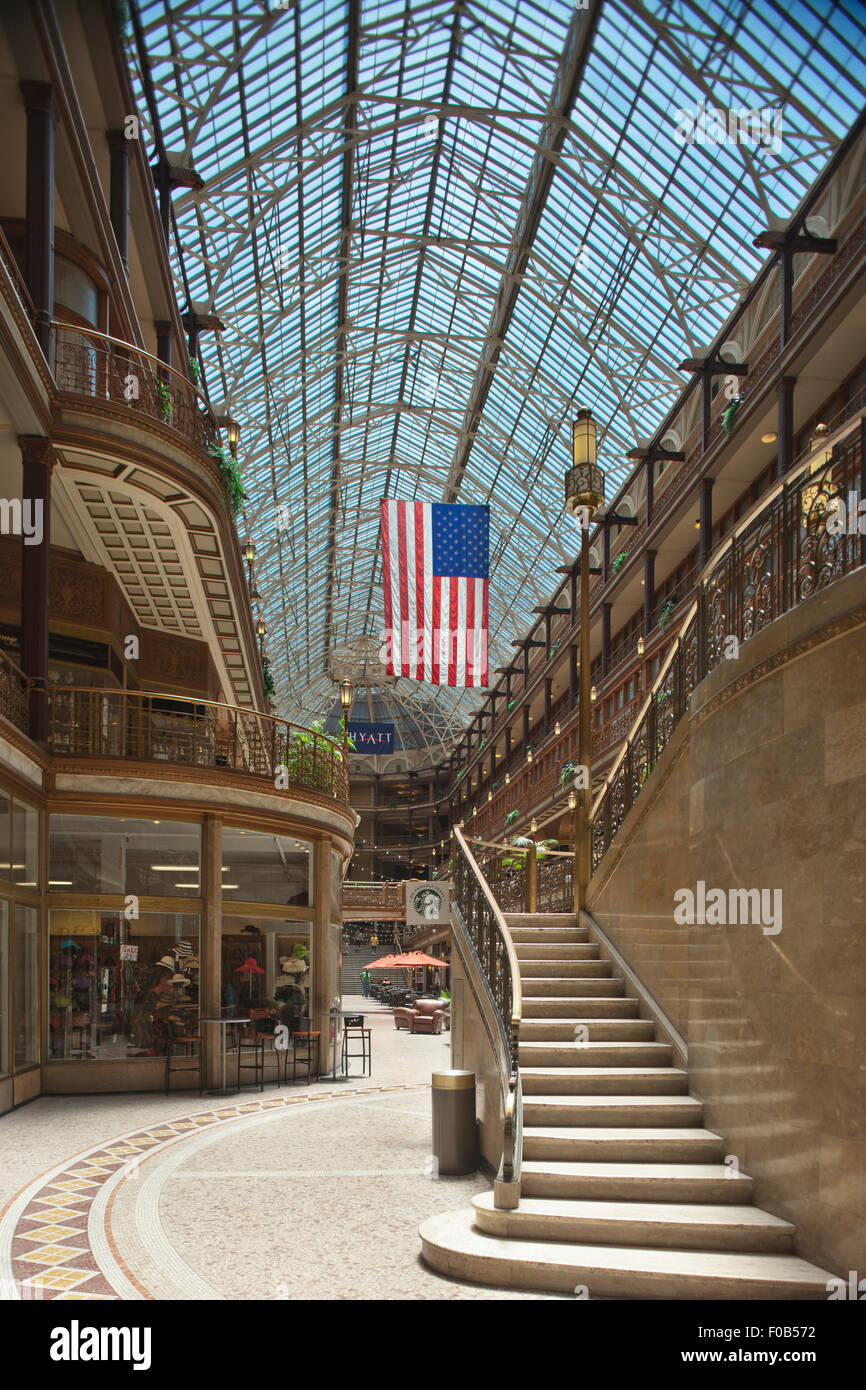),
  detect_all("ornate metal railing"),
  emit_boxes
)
[0,649,30,733]
[342,880,404,909]
[452,824,522,1204]
[53,321,220,454]
[591,415,866,870]
[46,686,350,803]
